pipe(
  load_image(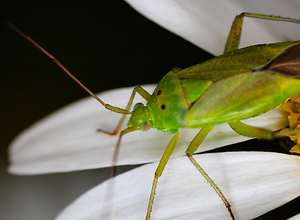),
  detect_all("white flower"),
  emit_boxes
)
[8,85,288,175]
[55,152,300,220]
[8,0,300,219]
